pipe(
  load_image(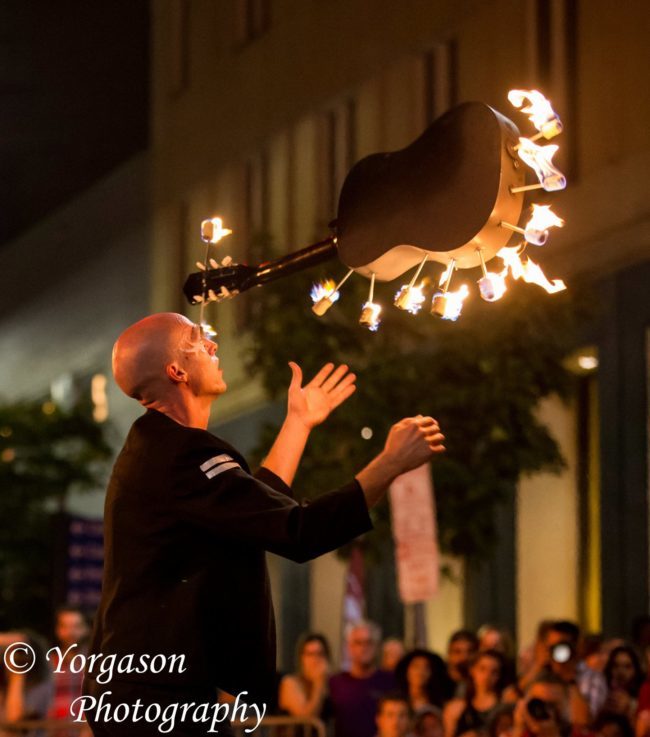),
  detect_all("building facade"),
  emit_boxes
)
[149,0,650,663]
